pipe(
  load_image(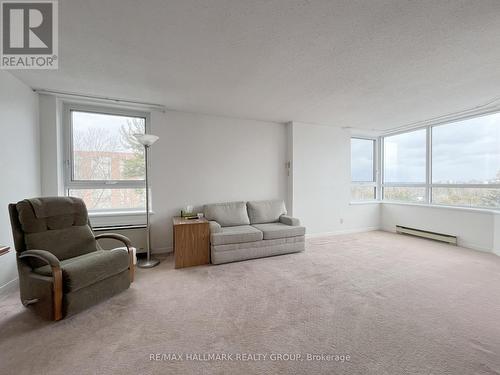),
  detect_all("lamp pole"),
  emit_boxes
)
[135,134,160,268]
